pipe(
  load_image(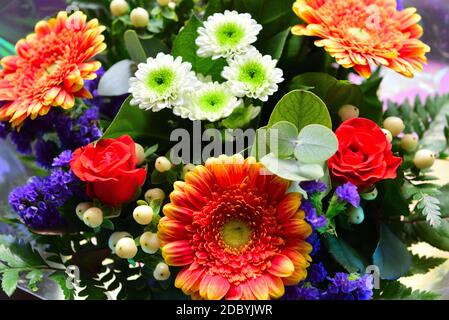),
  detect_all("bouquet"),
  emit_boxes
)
[0,0,447,301]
